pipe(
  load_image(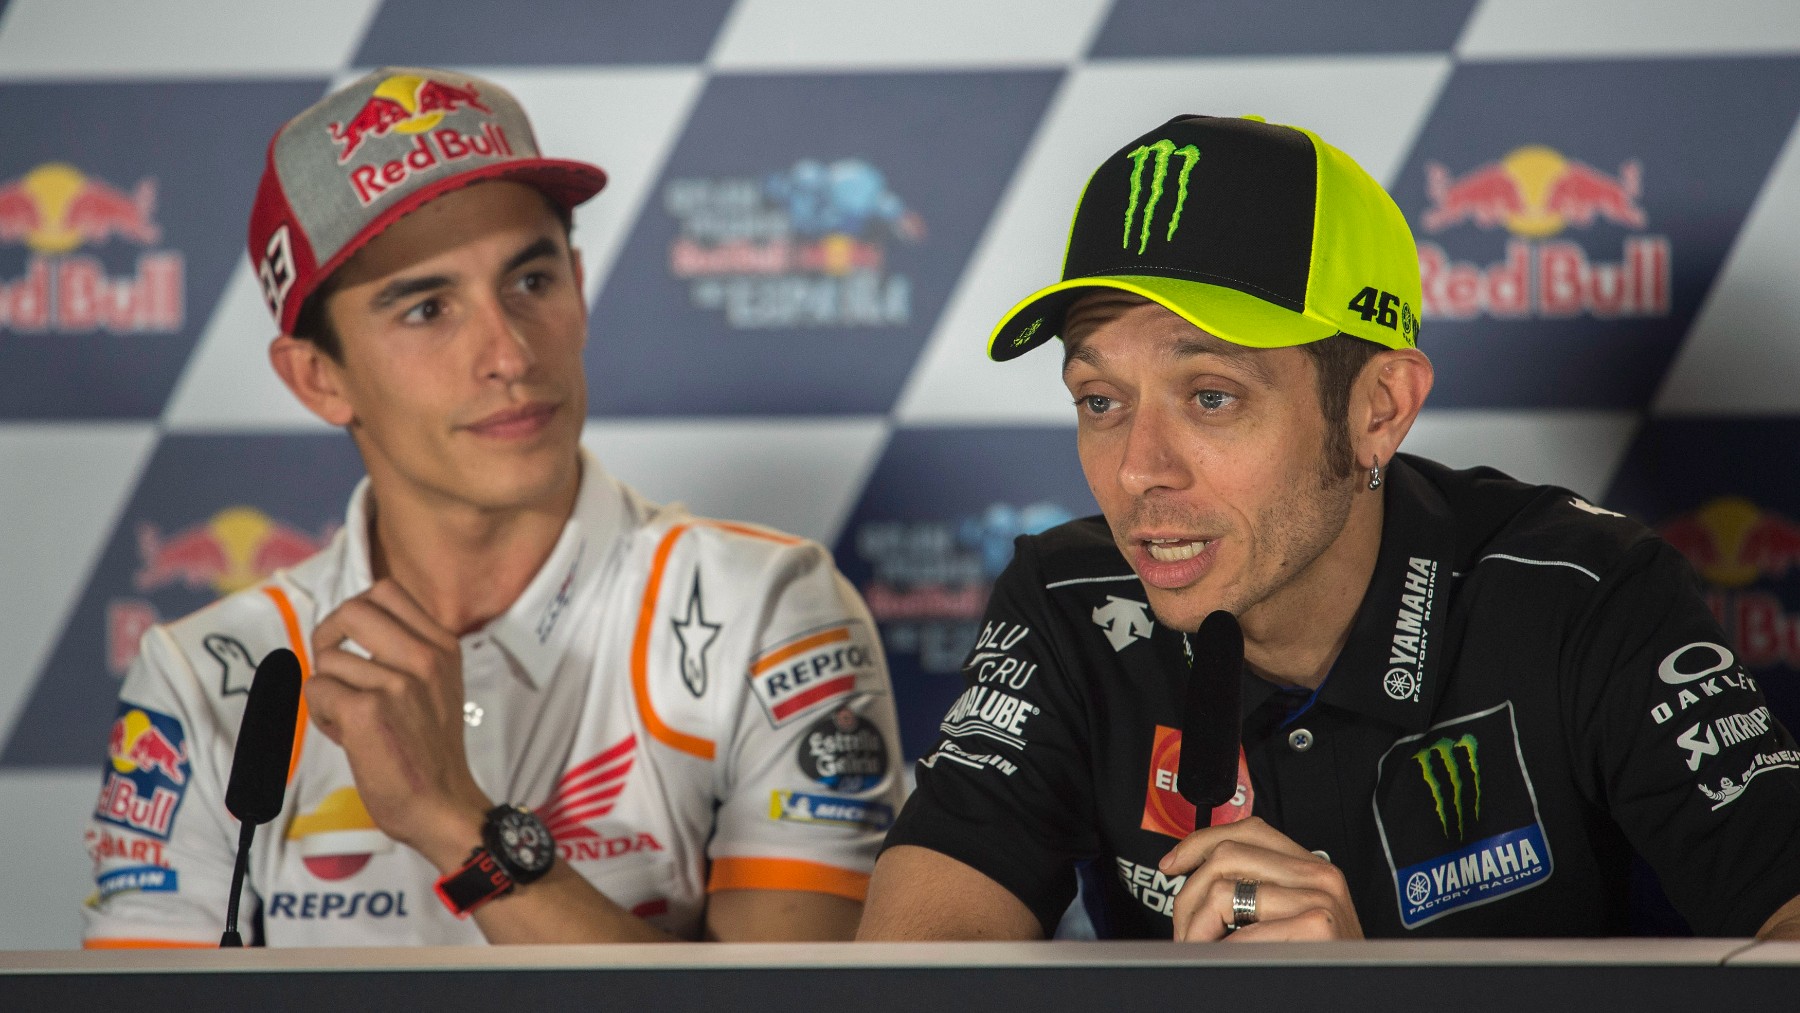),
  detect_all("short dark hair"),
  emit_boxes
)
[1299,333,1384,481]
[287,192,576,363]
